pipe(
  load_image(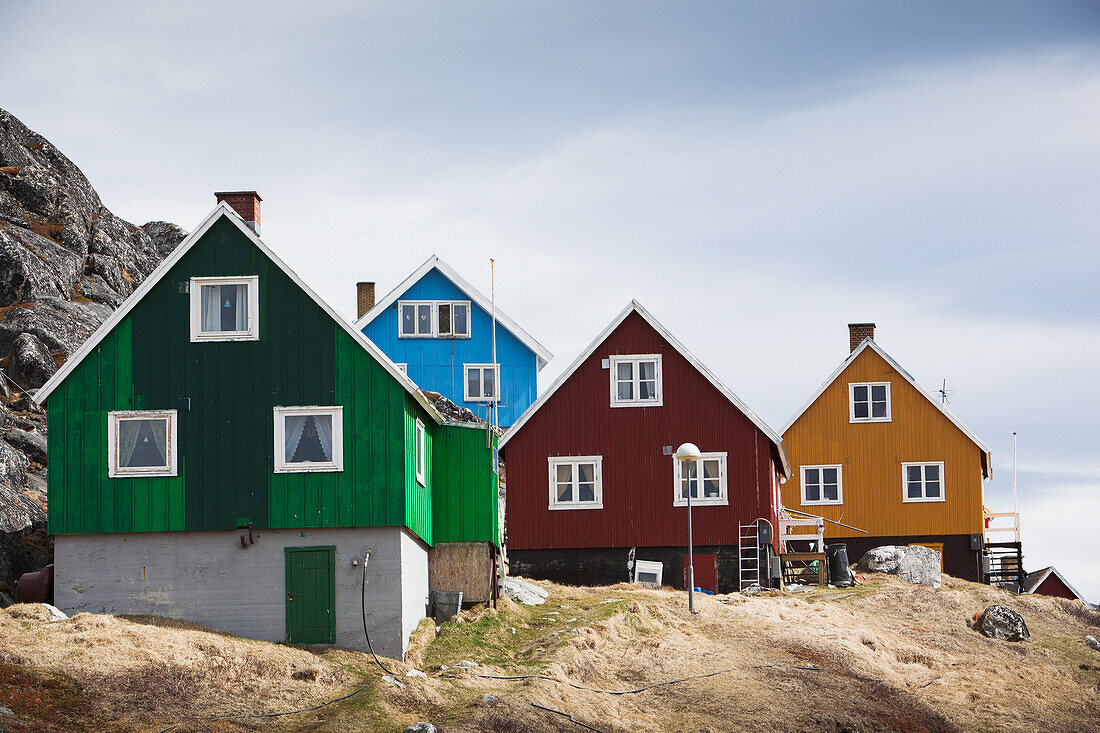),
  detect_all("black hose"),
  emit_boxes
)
[532,703,608,732]
[361,551,397,676]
